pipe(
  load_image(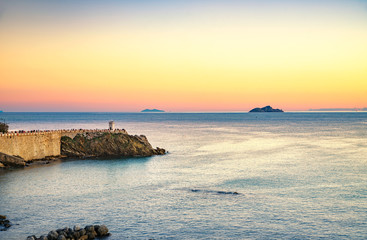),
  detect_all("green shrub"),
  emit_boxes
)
[0,122,9,133]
